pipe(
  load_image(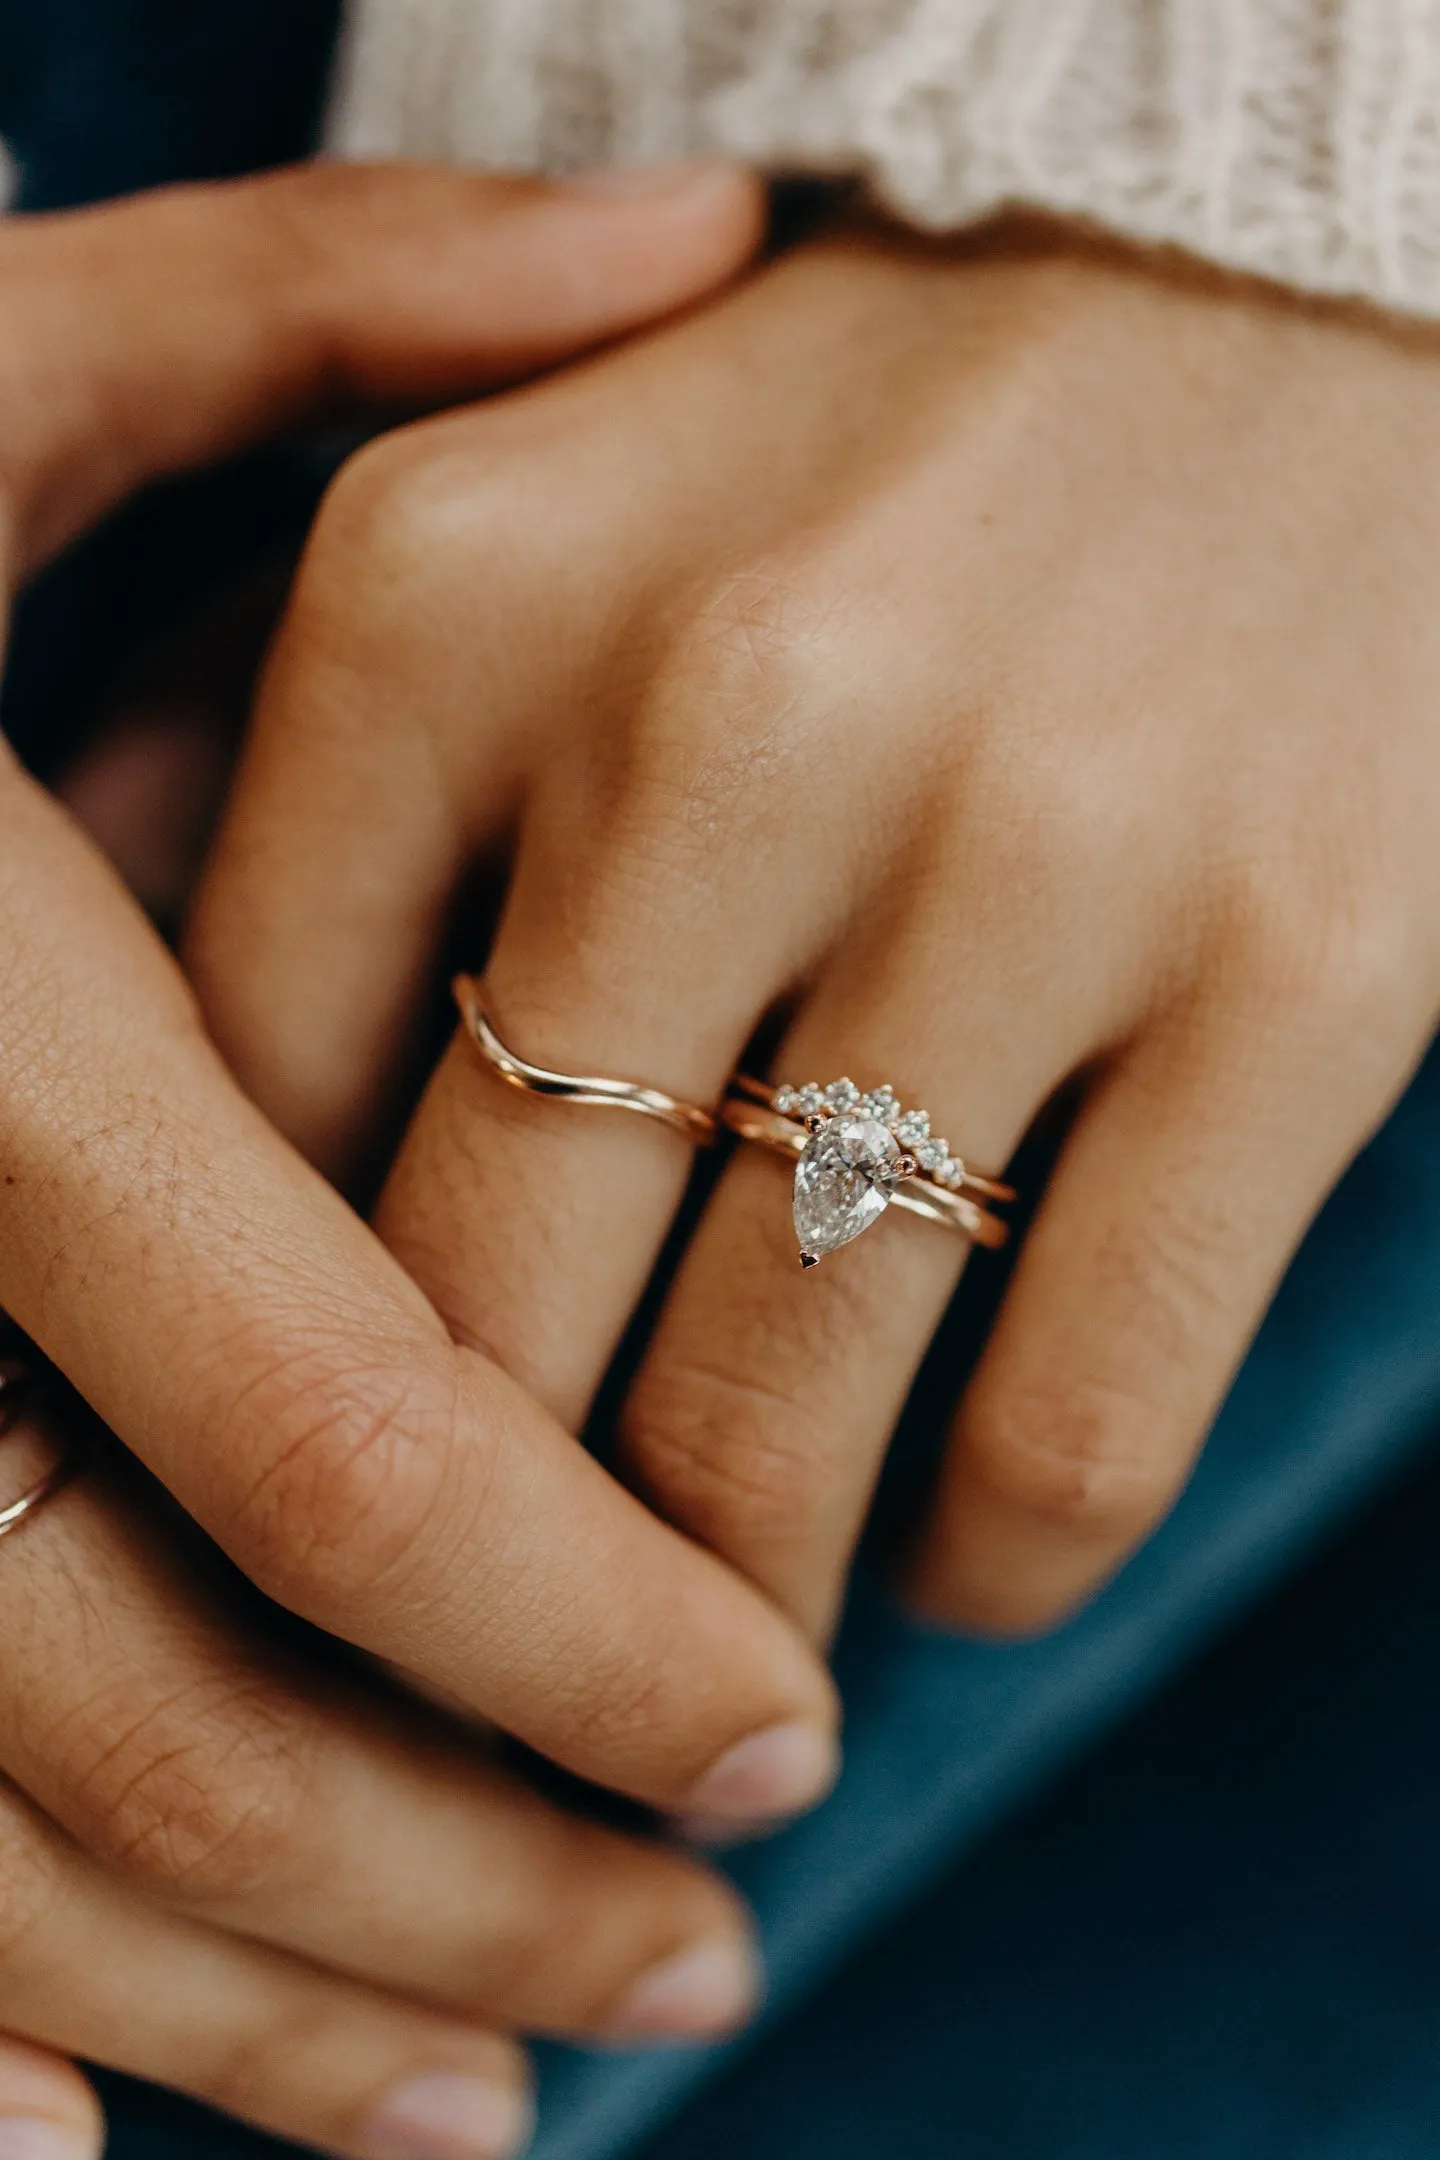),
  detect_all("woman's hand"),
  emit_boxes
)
[192,223,1440,1653]
[0,163,844,2160]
